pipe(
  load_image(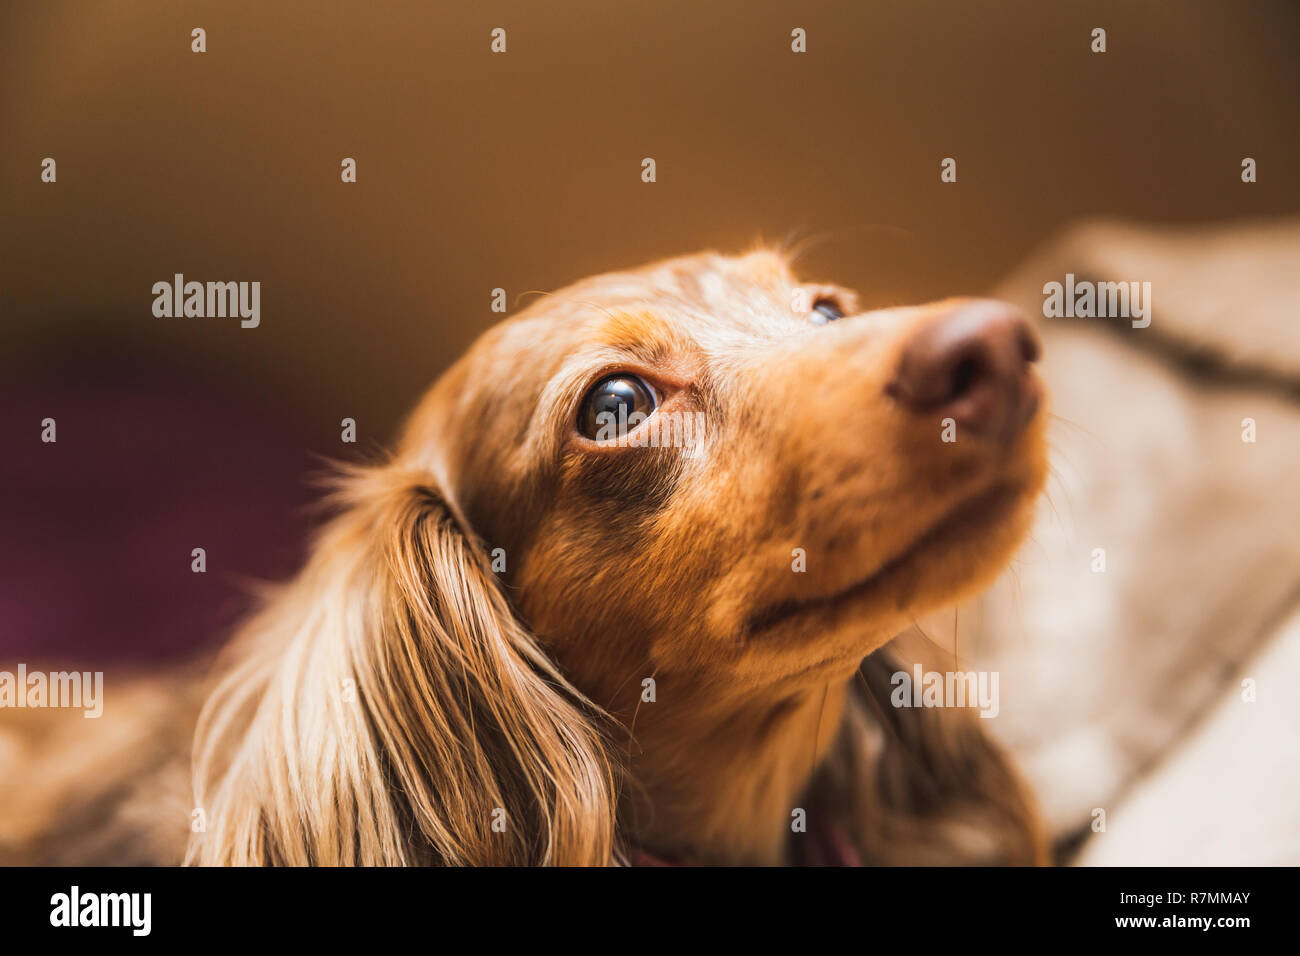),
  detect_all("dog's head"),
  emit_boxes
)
[190,250,1047,866]
[407,250,1045,700]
